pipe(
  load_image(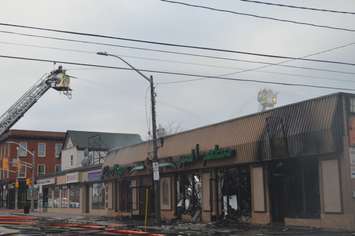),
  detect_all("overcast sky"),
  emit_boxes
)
[0,0,354,139]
